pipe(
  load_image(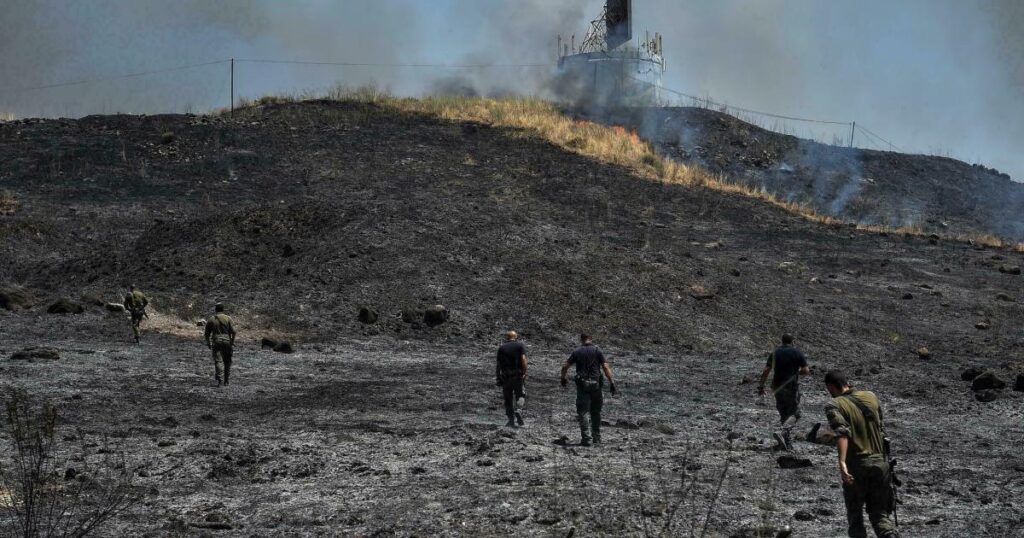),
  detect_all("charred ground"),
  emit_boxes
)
[0,100,1022,536]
